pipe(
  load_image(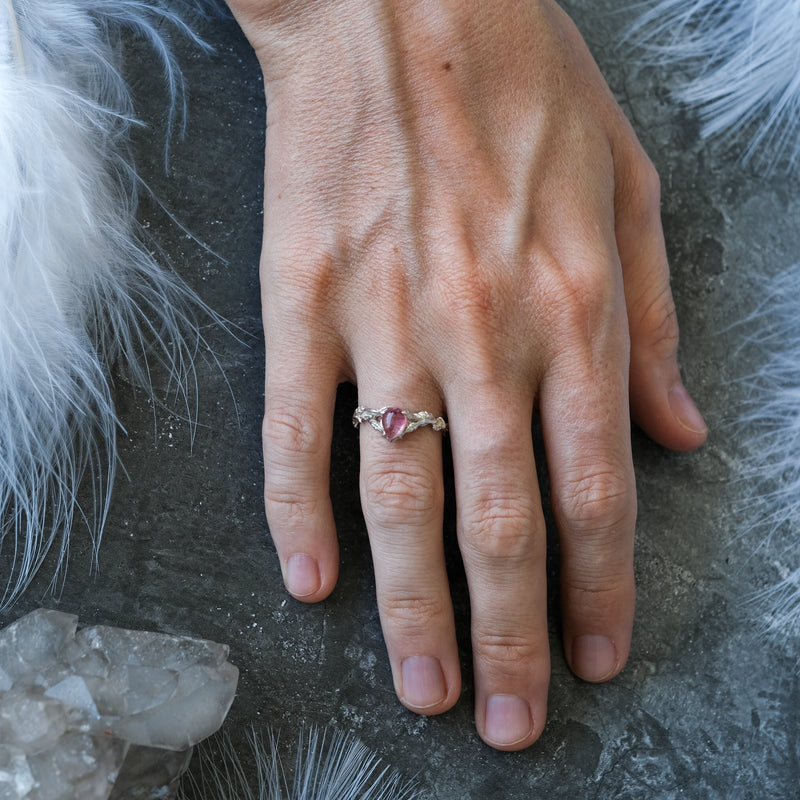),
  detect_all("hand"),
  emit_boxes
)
[224,0,707,750]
